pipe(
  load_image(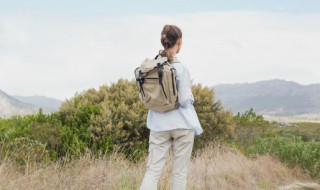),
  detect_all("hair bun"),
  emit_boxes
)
[160,25,182,61]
